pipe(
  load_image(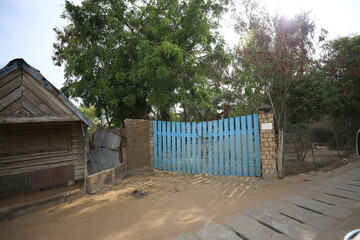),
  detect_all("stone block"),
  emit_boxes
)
[247,206,322,239]
[195,222,241,240]
[169,233,199,240]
